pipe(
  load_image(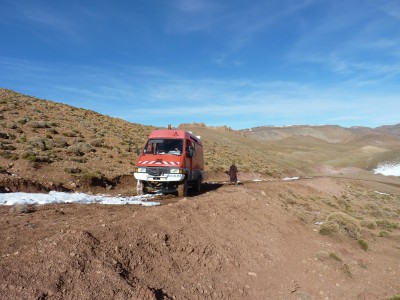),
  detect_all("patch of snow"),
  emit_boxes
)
[0,191,160,206]
[282,177,300,181]
[252,179,263,182]
[373,163,400,176]
[374,191,390,196]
